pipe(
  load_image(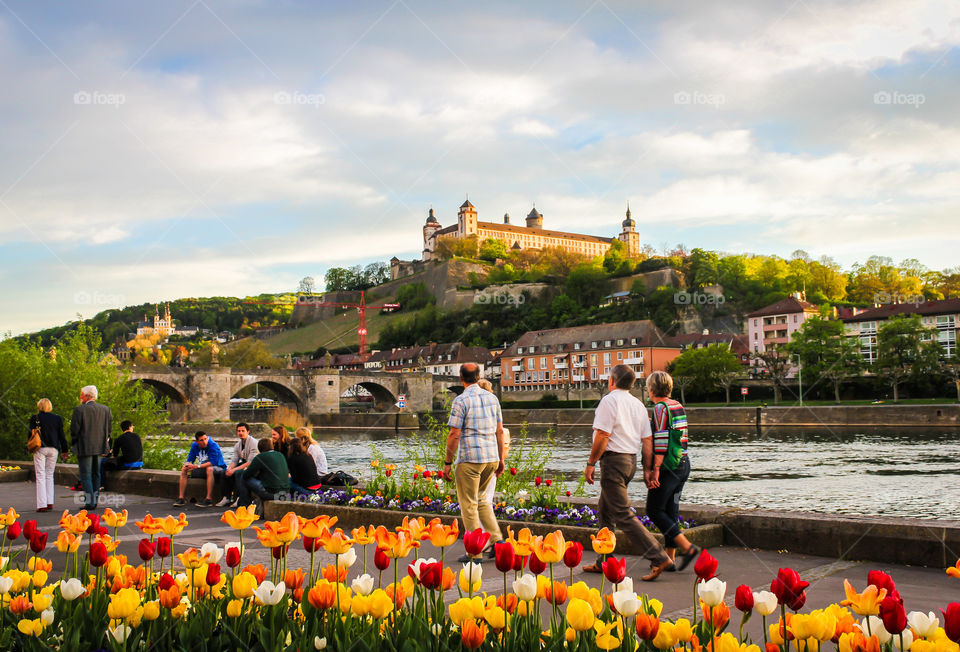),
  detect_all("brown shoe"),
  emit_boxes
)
[581,561,603,574]
[641,559,673,582]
